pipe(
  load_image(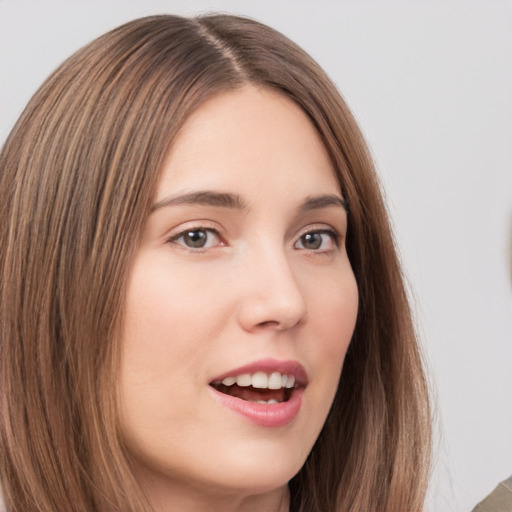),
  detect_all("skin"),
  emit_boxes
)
[119,86,359,512]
